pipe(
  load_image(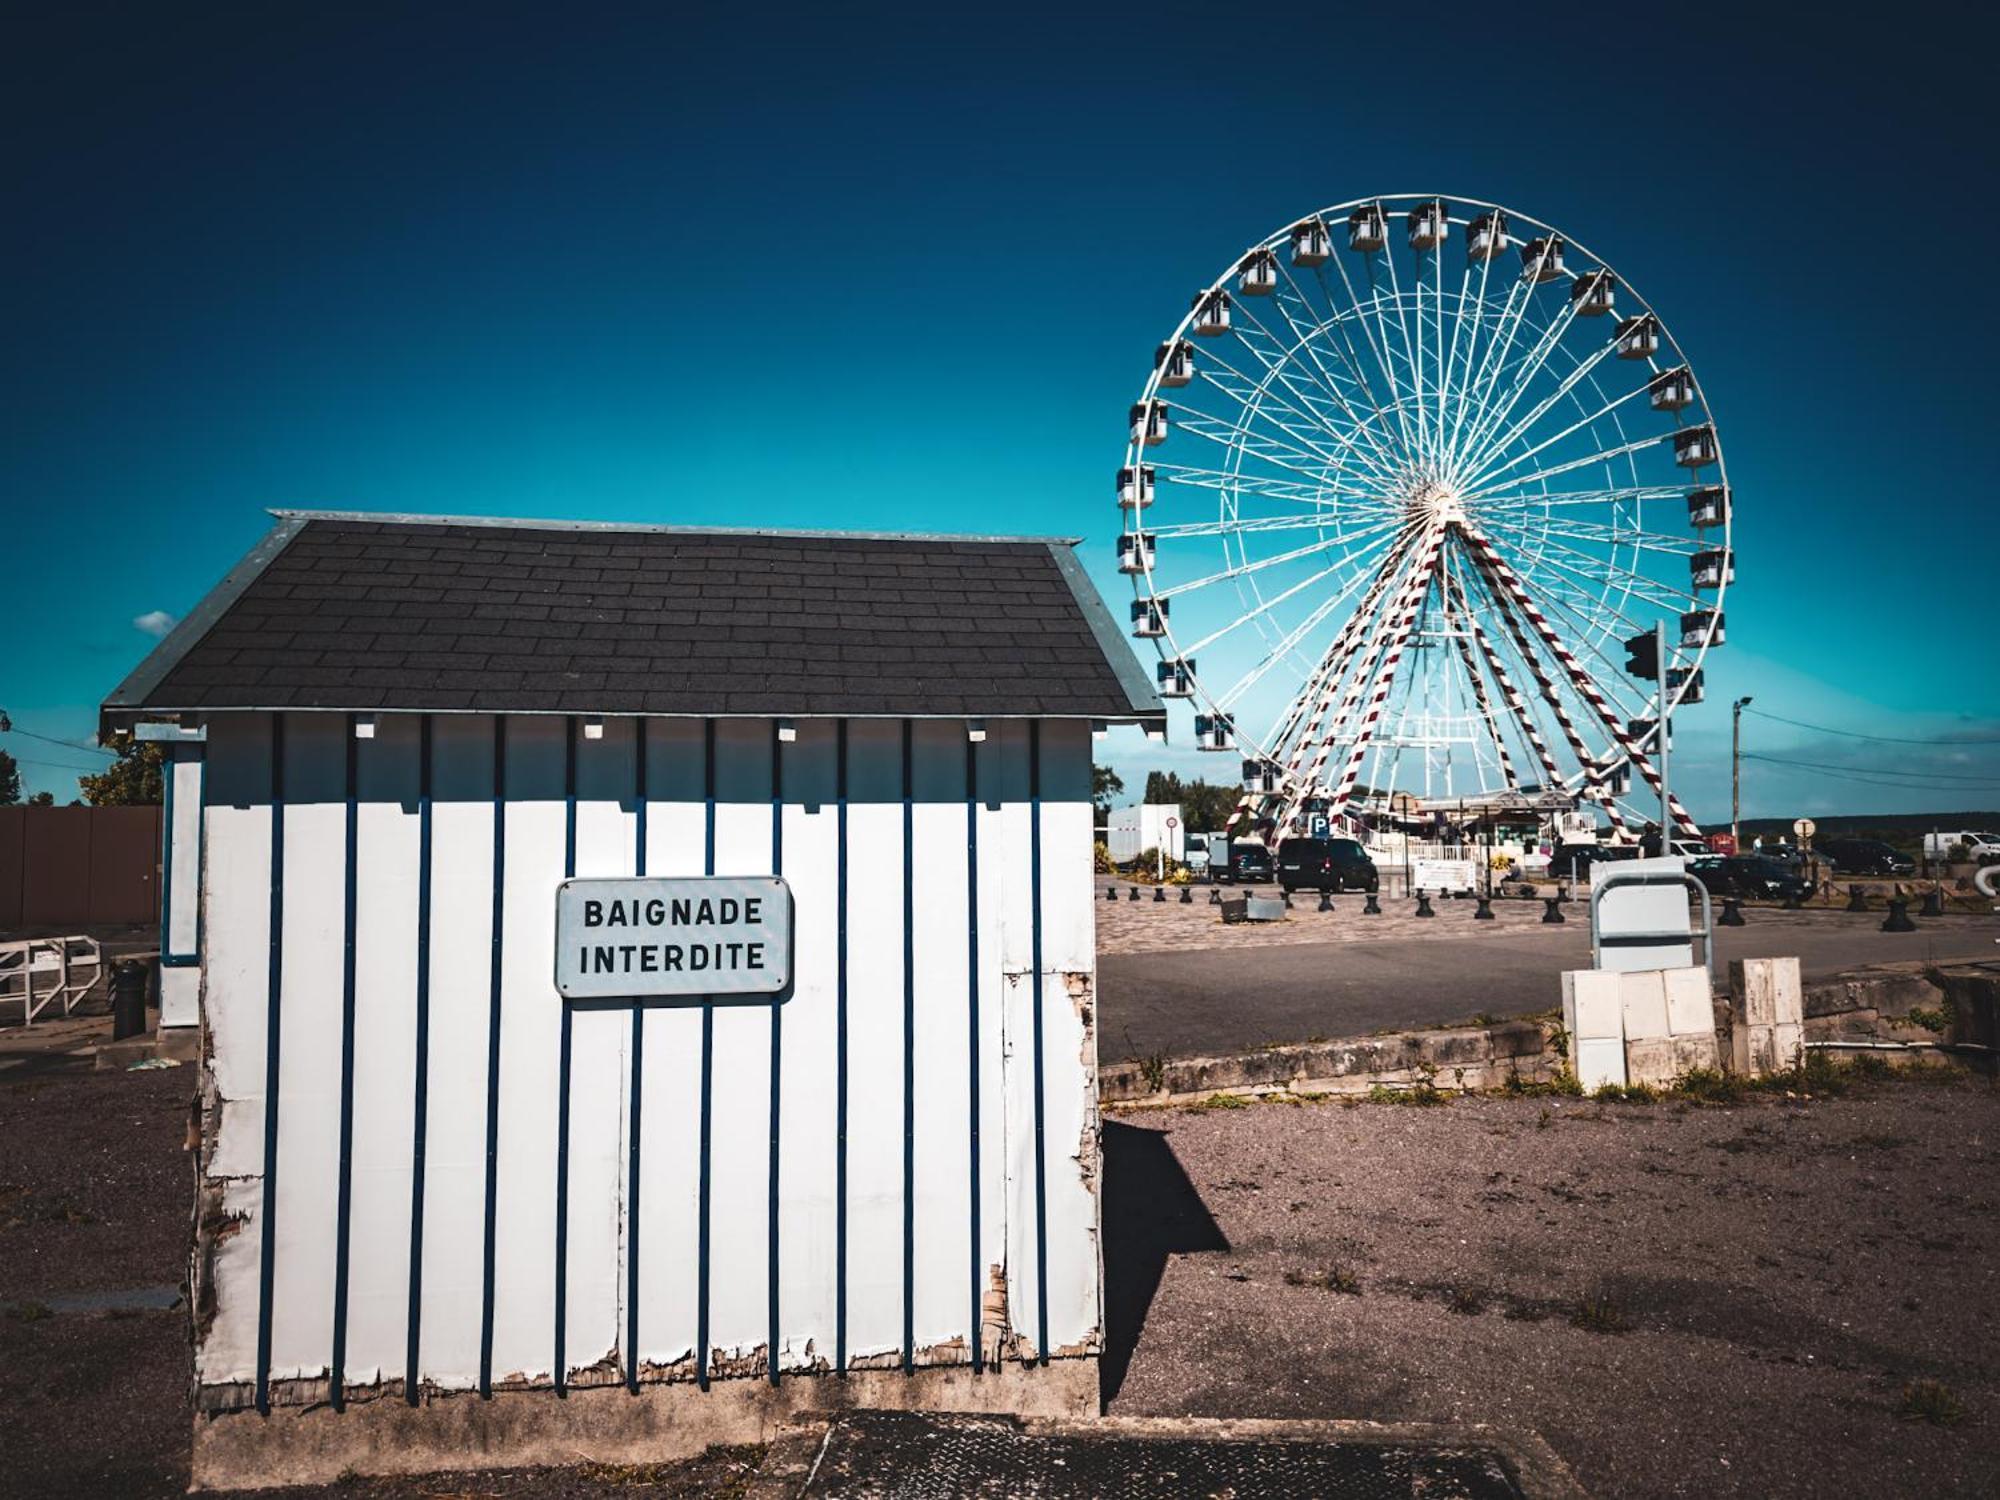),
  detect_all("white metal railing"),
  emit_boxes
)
[0,936,104,1026]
